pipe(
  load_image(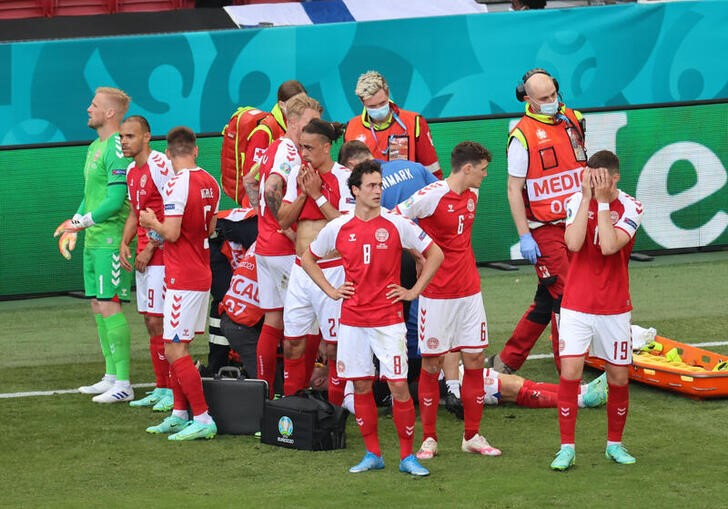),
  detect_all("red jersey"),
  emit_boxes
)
[562,190,643,315]
[126,150,173,265]
[219,242,264,327]
[163,167,220,291]
[256,137,298,256]
[395,180,480,299]
[309,211,433,327]
[283,162,355,219]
